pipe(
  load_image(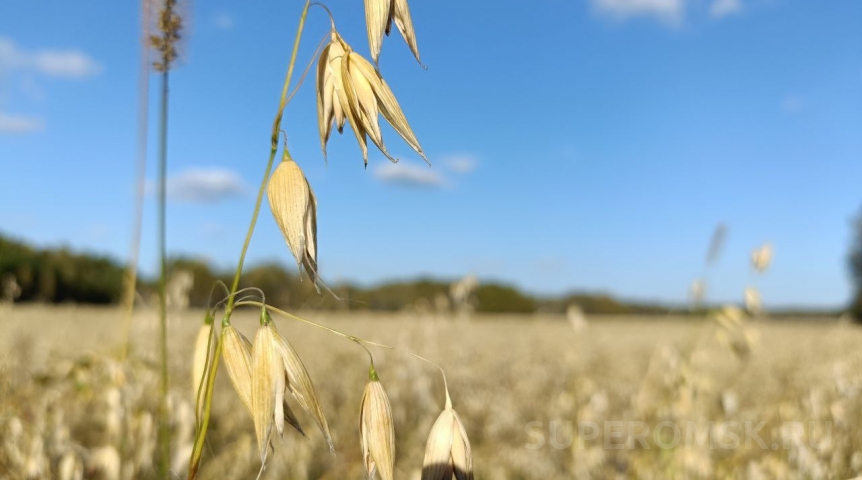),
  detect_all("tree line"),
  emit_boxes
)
[1,230,859,319]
